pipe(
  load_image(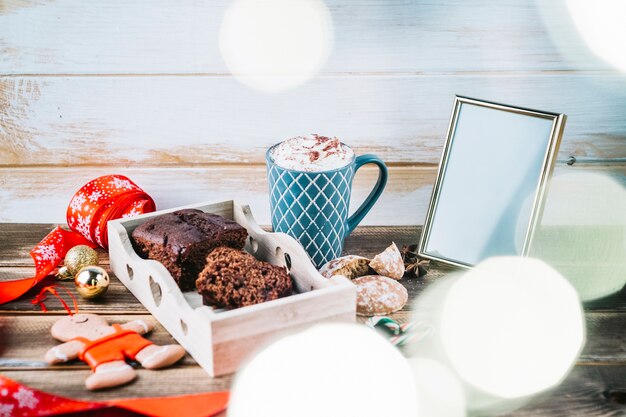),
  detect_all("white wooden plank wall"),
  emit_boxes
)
[0,0,625,224]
